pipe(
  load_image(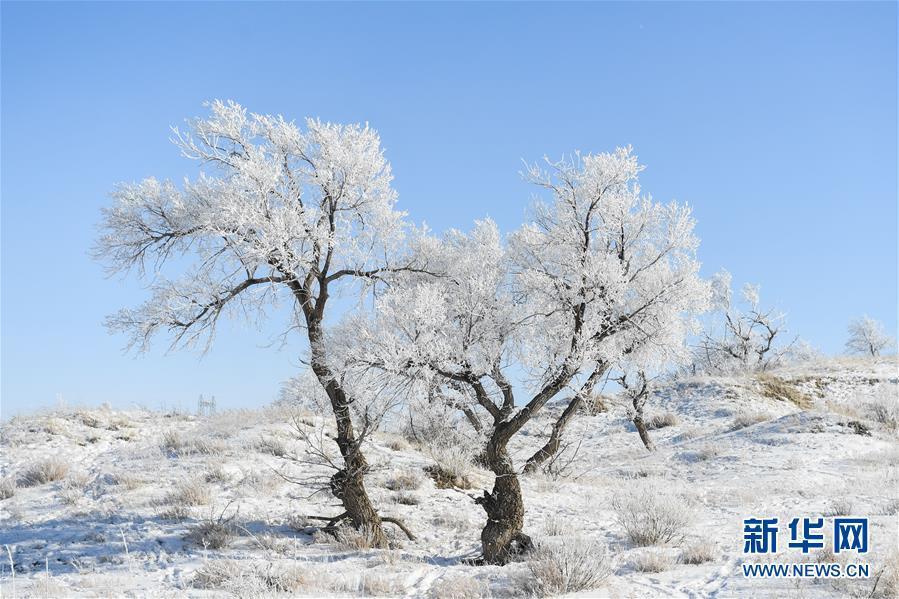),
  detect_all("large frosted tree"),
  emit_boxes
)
[95,100,426,546]
[351,148,709,563]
